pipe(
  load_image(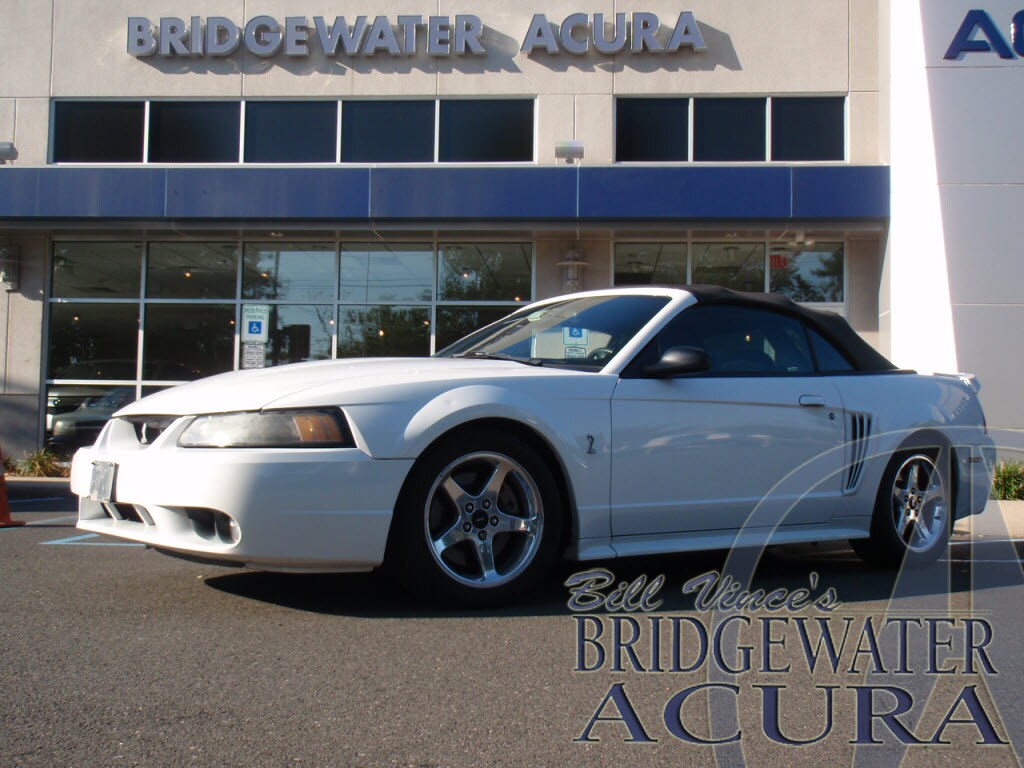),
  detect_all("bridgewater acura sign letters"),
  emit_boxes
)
[126,12,707,58]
